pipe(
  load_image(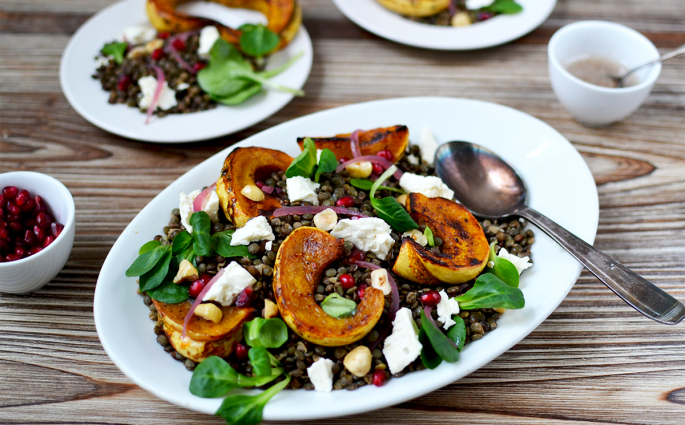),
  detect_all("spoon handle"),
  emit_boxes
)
[518,206,685,325]
[618,43,685,87]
